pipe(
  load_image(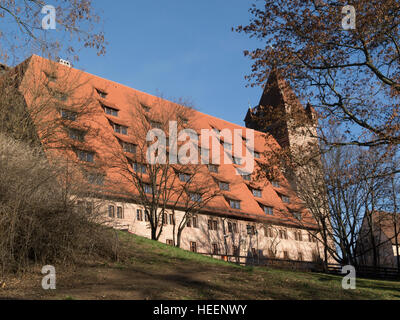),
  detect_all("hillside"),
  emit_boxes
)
[1,231,400,300]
